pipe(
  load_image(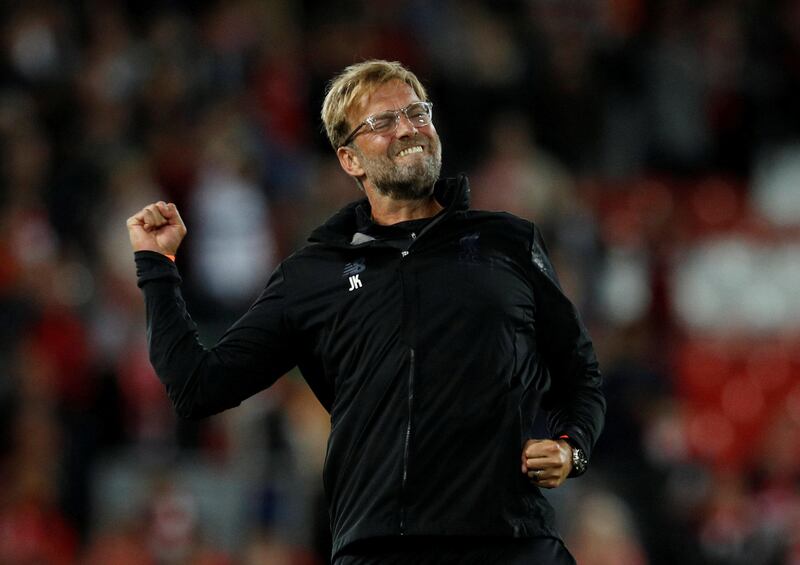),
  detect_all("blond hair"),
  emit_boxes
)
[321,60,429,149]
